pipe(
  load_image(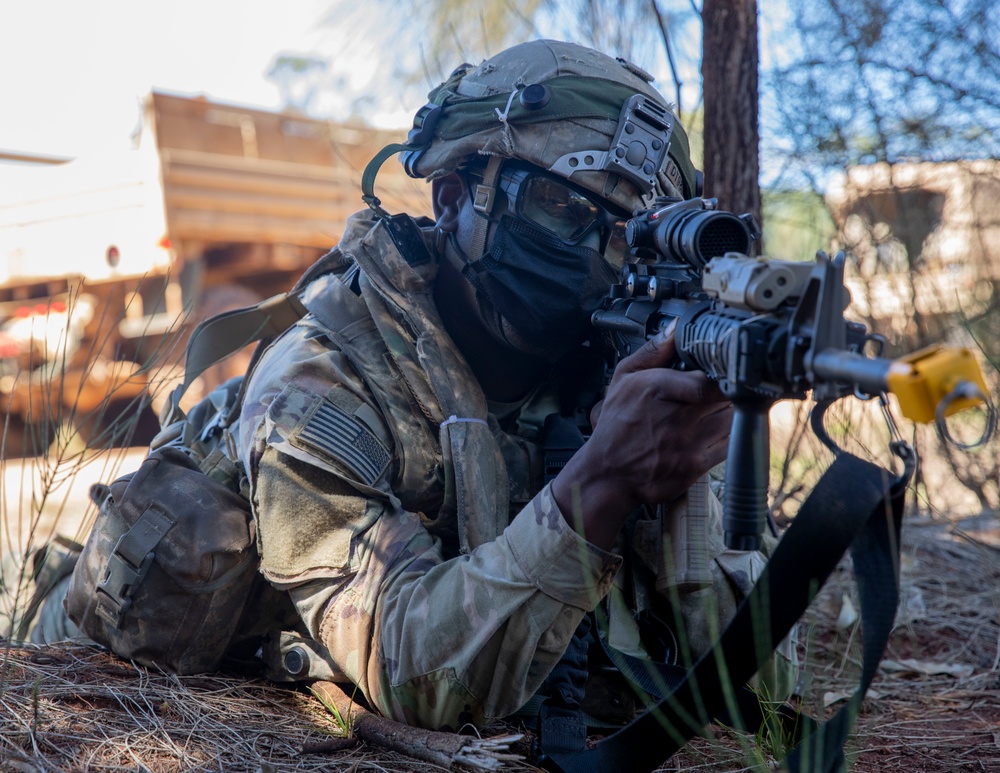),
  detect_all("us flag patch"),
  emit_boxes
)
[298,401,391,486]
